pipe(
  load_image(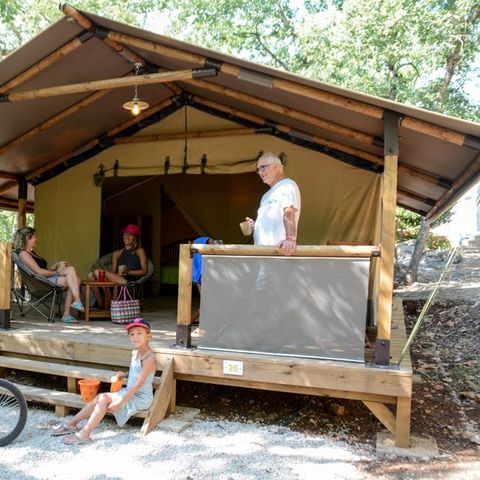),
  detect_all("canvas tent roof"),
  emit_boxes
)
[0,4,479,220]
